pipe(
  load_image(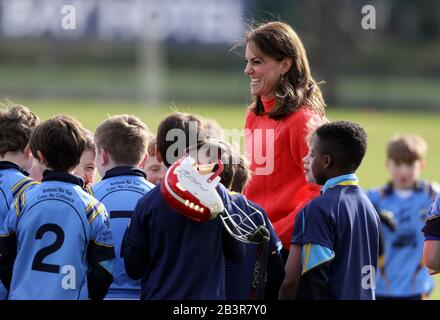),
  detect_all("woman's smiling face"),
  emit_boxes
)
[244,41,285,99]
